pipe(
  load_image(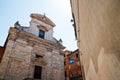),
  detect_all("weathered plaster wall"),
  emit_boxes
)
[71,0,120,80]
[29,19,54,42]
[0,28,65,80]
